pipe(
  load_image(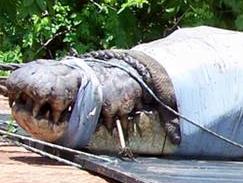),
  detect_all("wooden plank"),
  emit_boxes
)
[74,156,243,183]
